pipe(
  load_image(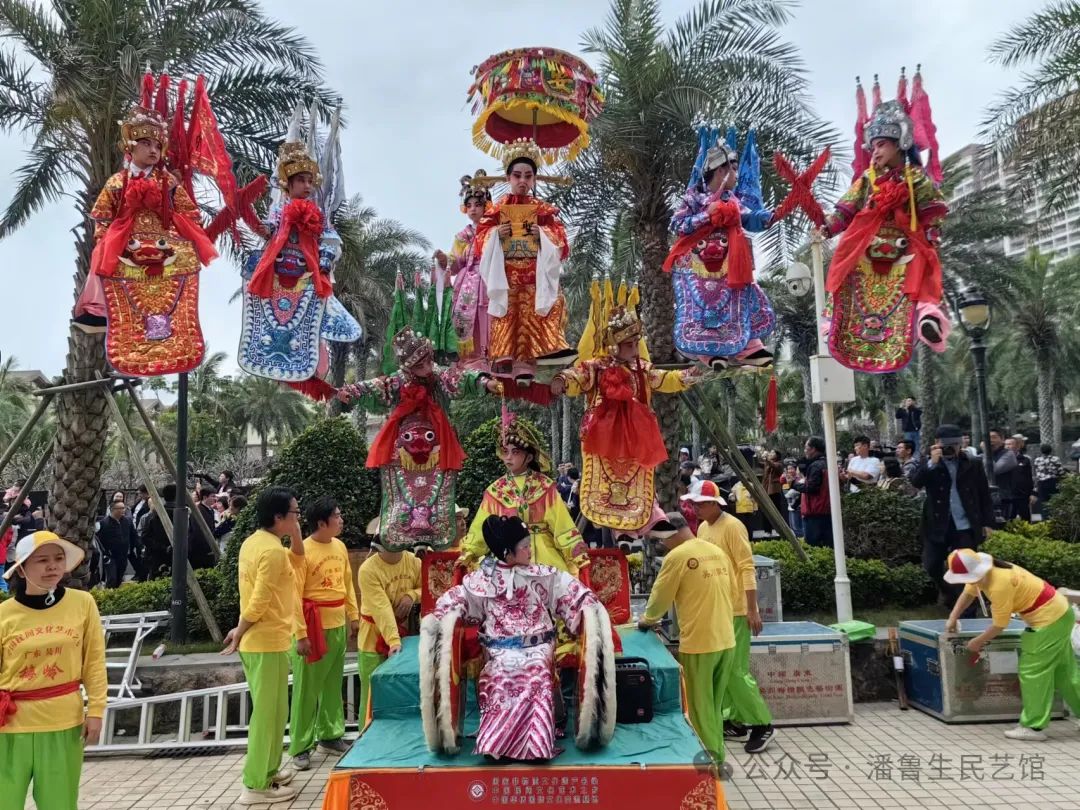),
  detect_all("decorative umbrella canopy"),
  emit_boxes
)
[468,47,604,164]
